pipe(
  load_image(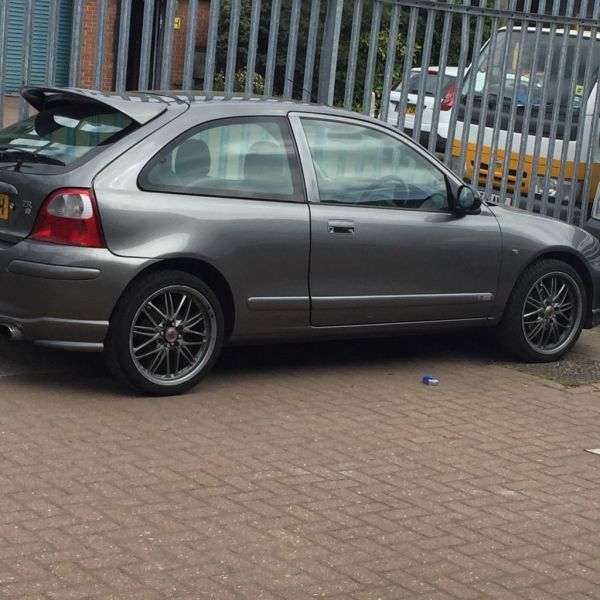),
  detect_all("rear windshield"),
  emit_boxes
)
[0,100,138,173]
[396,72,456,96]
